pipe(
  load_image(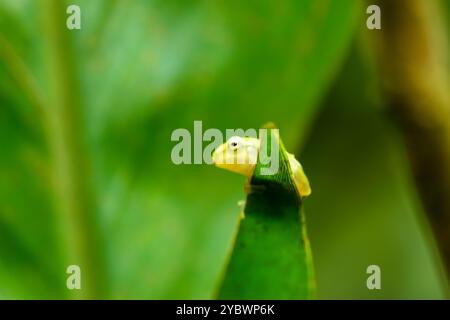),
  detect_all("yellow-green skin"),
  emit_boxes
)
[212,136,311,198]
